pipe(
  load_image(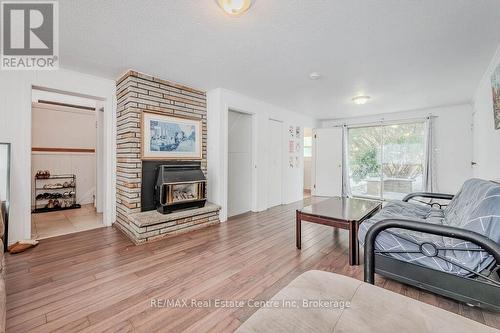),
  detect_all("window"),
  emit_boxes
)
[303,135,312,157]
[347,122,425,200]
